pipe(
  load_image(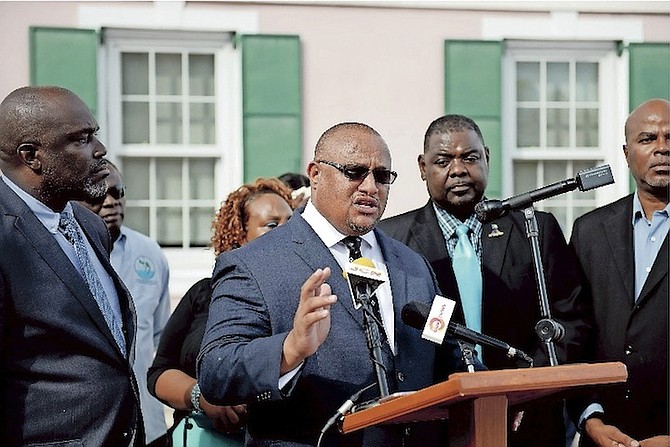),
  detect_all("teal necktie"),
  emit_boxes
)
[453,224,483,338]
